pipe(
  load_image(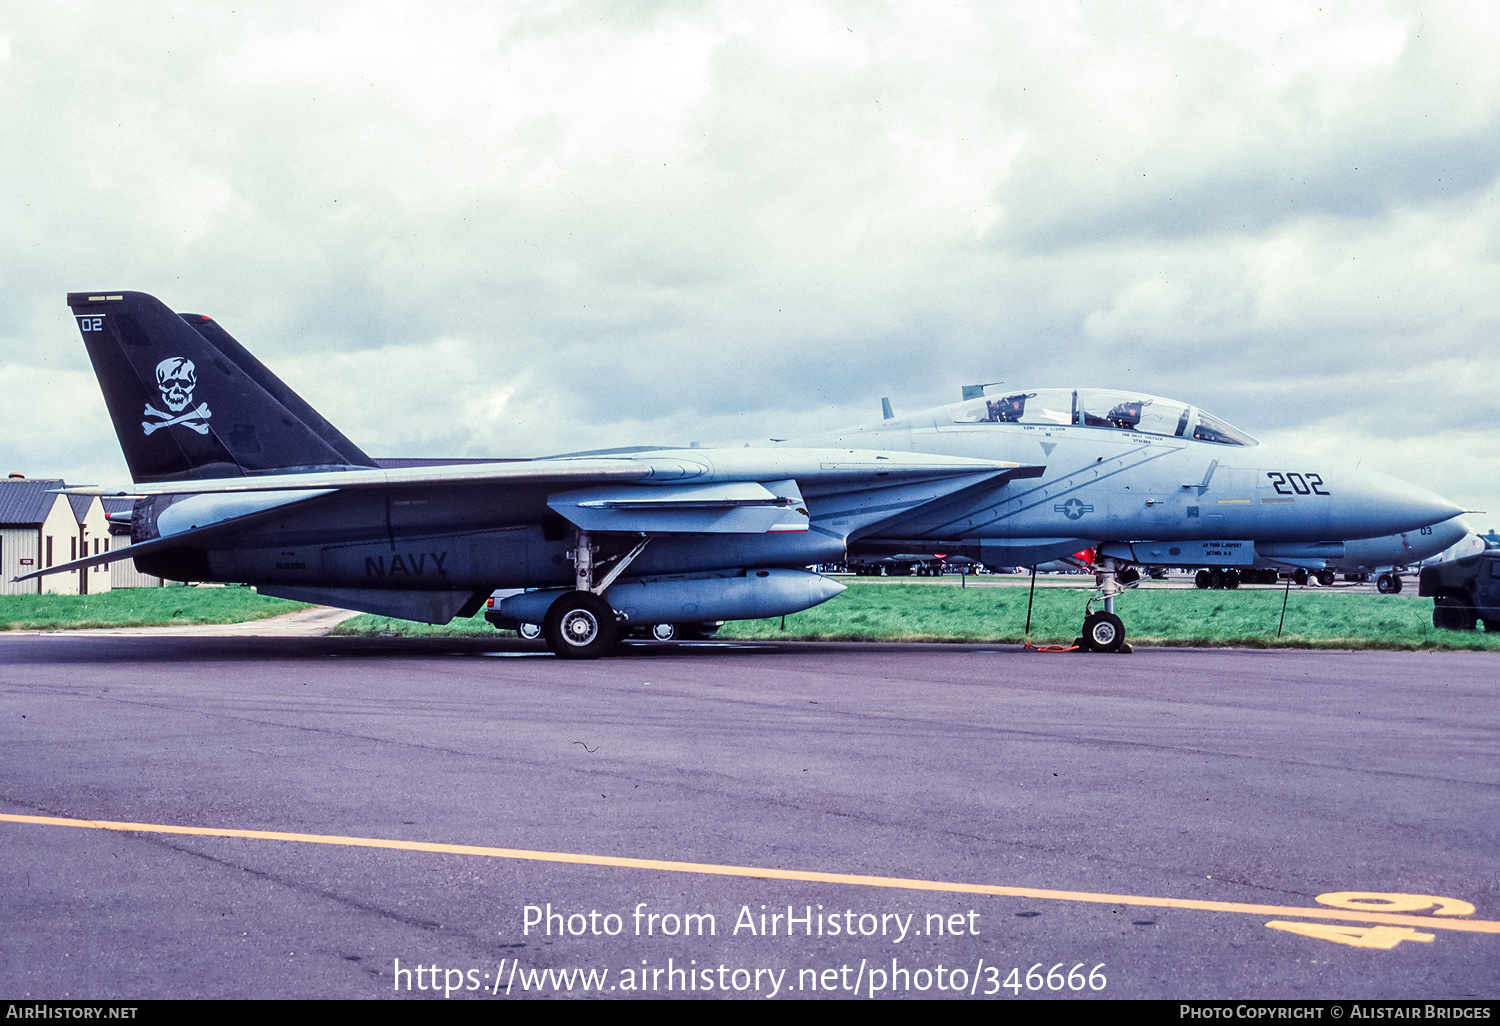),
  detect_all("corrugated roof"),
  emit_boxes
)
[0,479,68,527]
[66,493,95,523]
